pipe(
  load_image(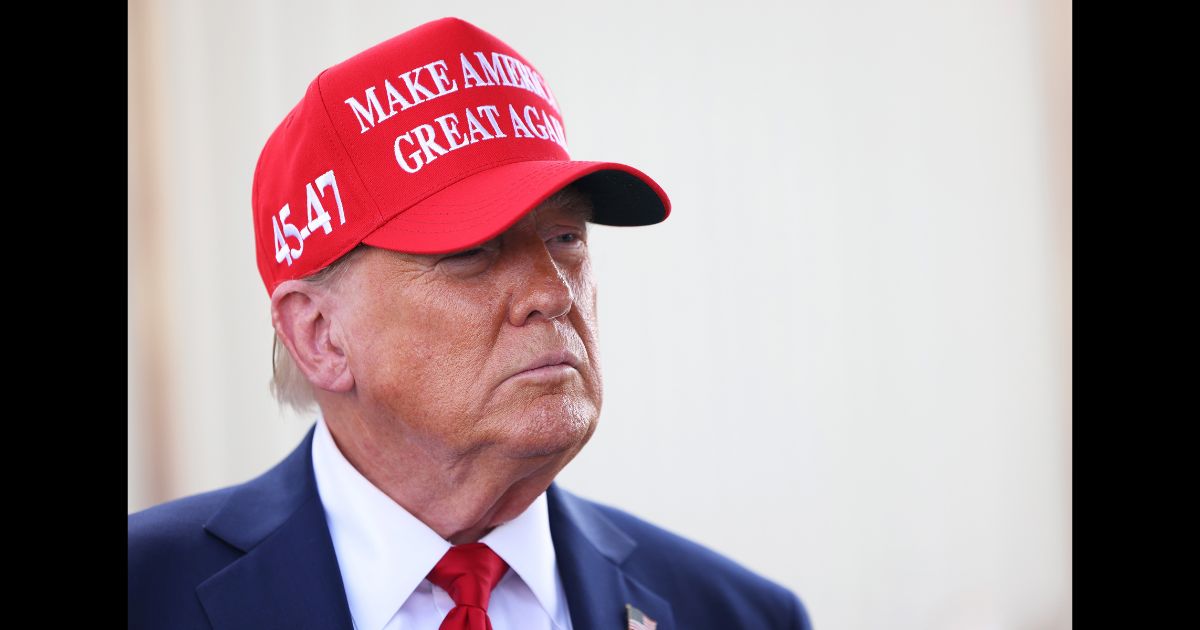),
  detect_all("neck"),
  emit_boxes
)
[320,410,573,544]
